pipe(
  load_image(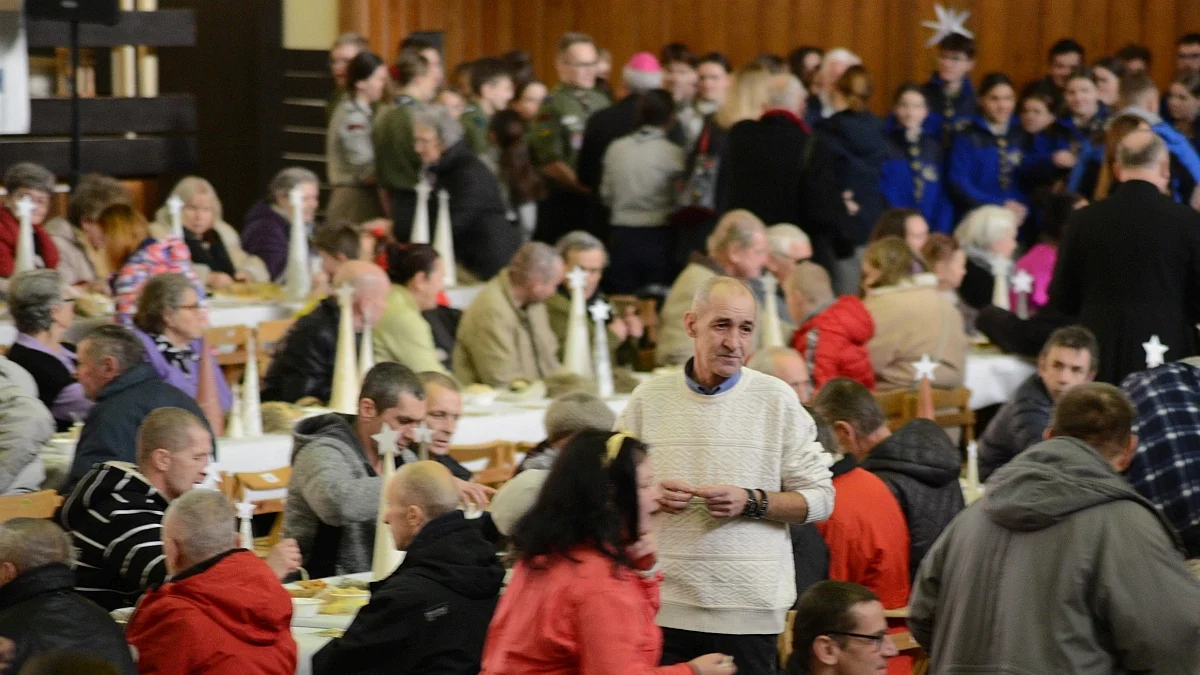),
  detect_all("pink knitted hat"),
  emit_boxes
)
[626,52,661,73]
